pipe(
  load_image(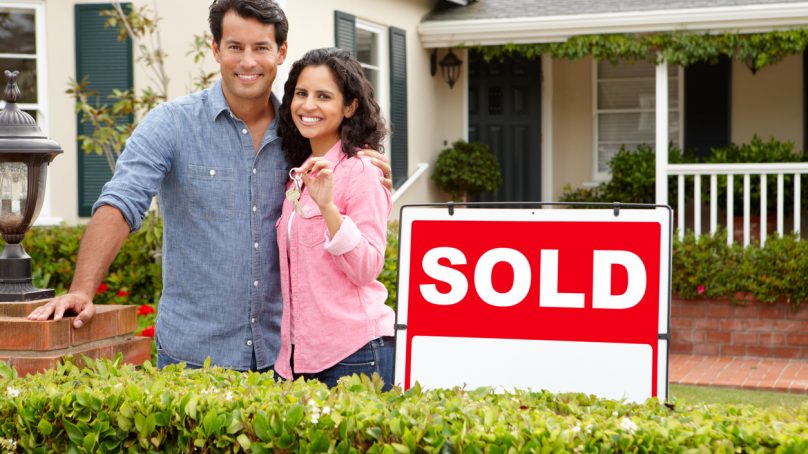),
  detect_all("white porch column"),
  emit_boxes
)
[655,57,669,205]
